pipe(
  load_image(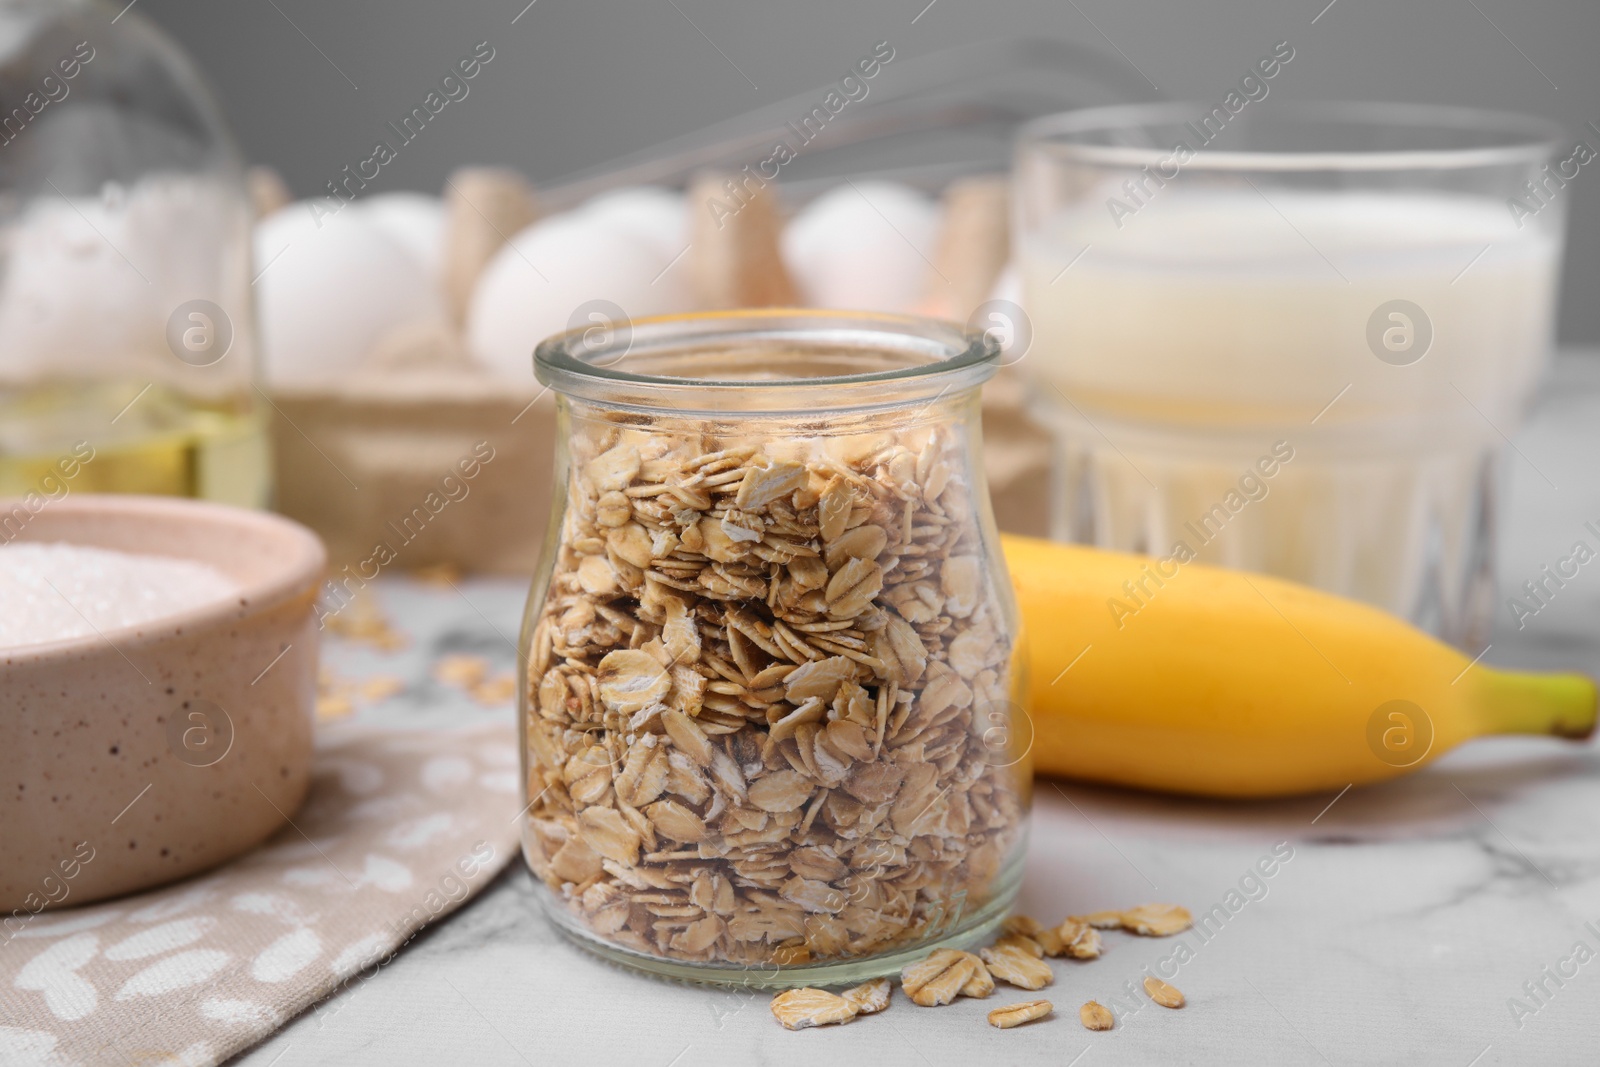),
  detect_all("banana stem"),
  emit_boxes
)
[1476,668,1599,740]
